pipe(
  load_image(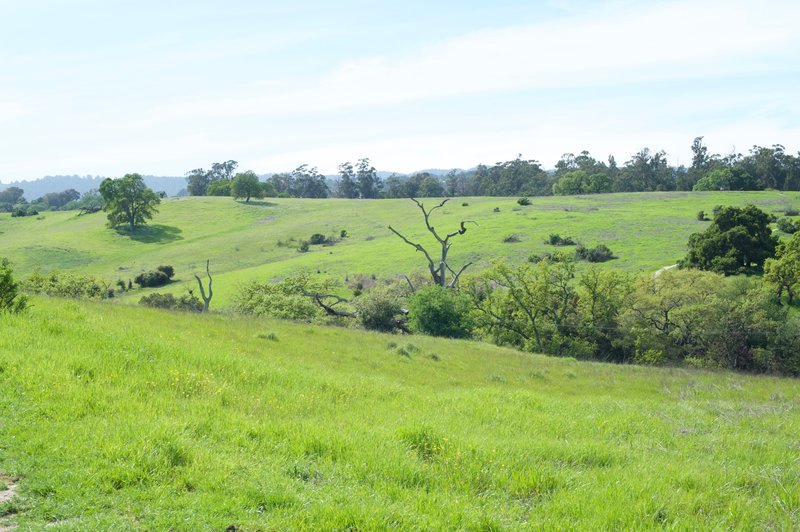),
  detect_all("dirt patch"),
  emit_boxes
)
[0,475,19,531]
